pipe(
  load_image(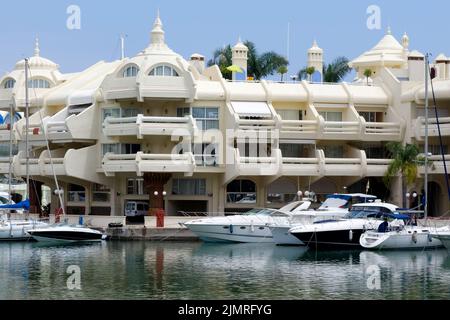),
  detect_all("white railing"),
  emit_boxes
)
[325,158,361,165]
[236,118,277,131]
[366,159,391,165]
[364,122,402,135]
[282,157,319,165]
[416,117,450,137]
[46,121,69,133]
[323,121,360,134]
[281,120,319,134]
